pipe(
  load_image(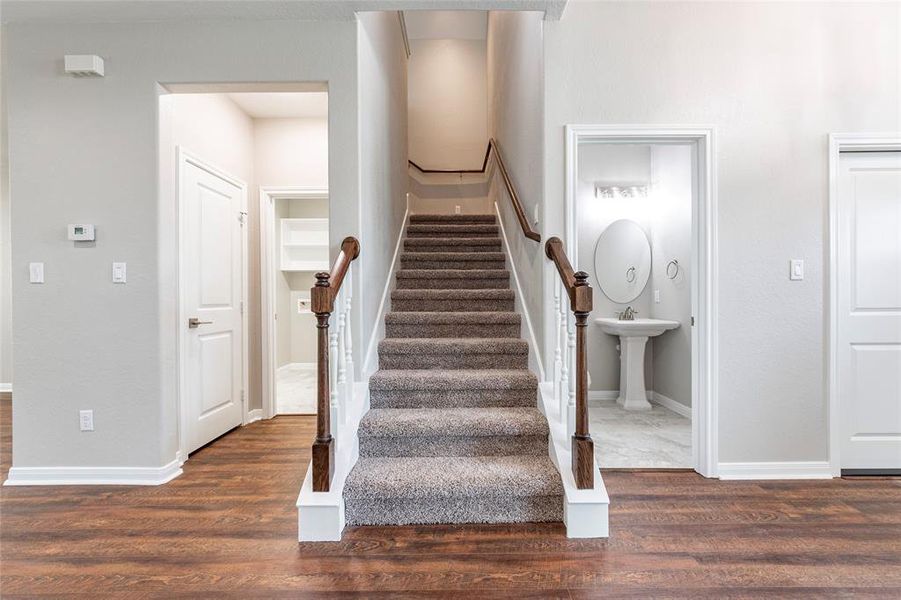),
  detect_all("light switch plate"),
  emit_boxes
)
[79,410,94,431]
[29,262,44,283]
[790,259,804,281]
[112,262,126,283]
[654,289,660,303]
